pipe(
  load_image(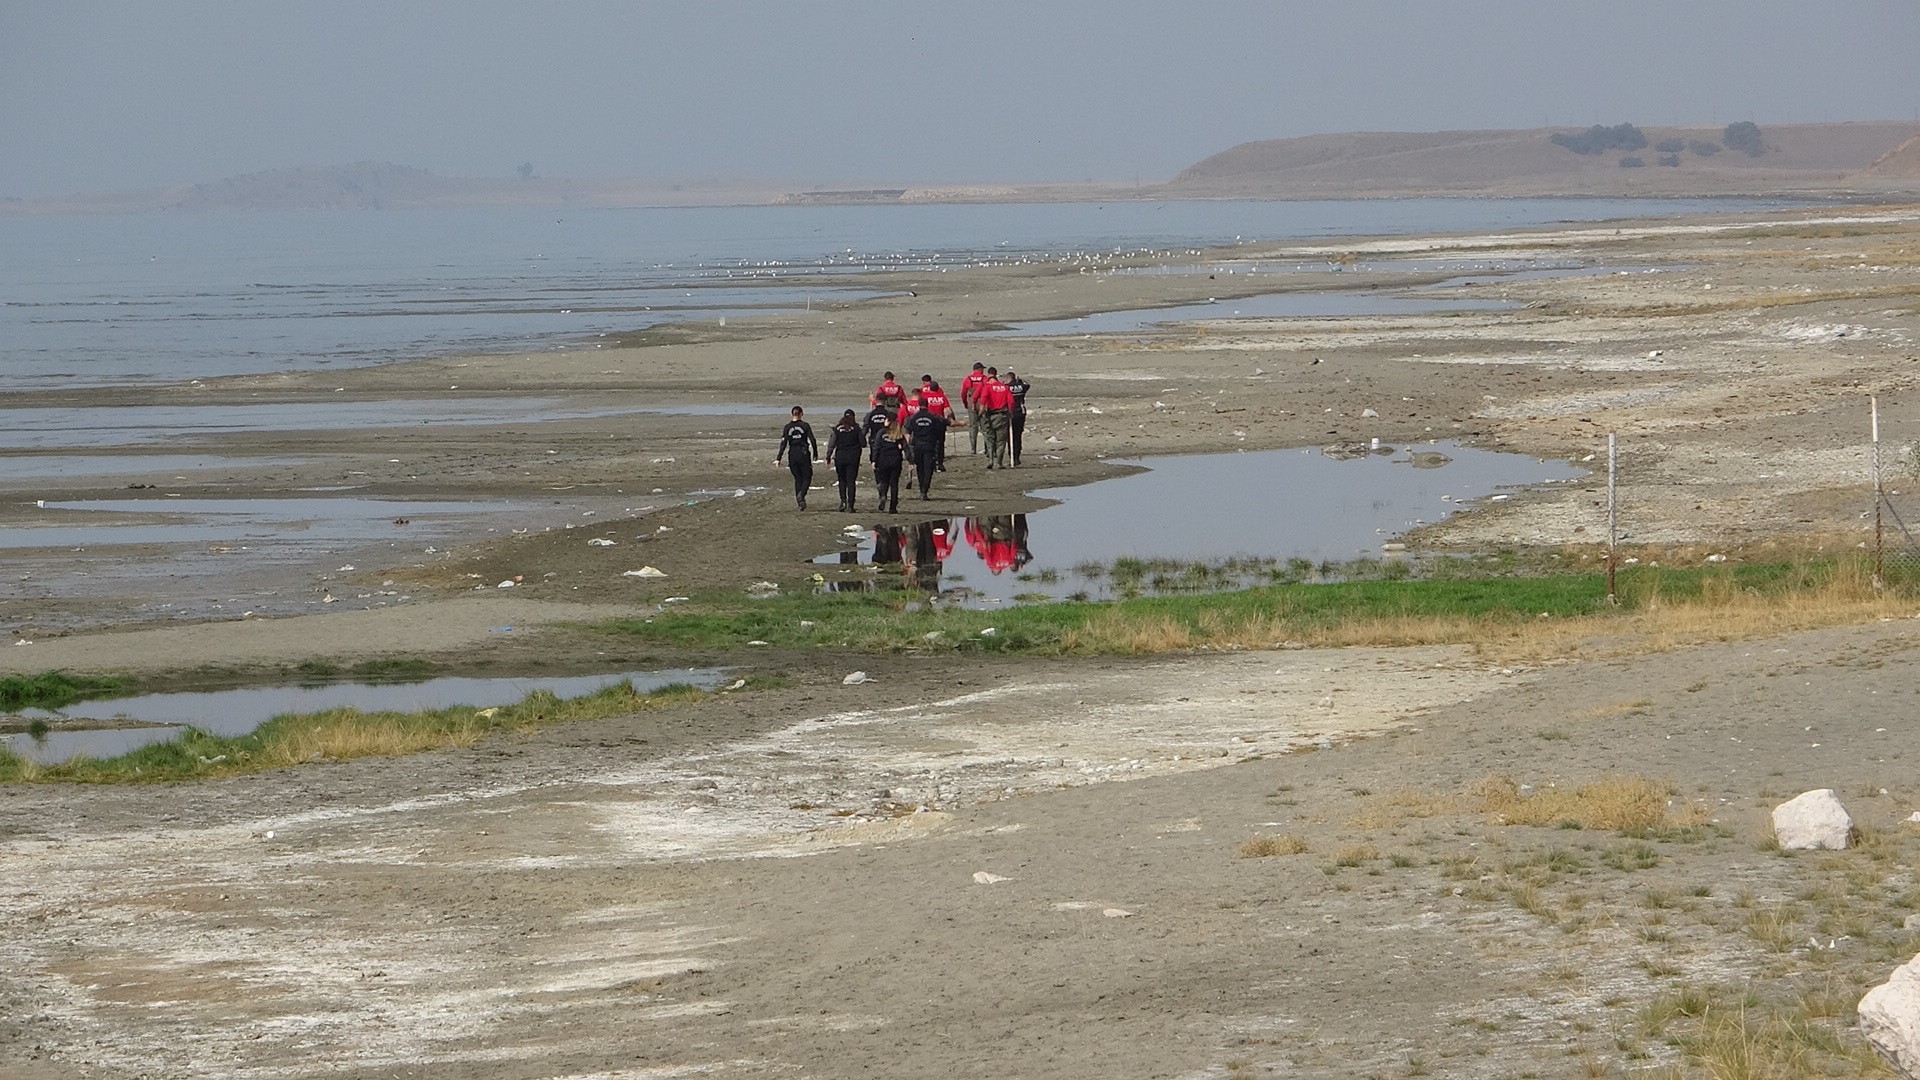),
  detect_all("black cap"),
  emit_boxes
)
[972,362,985,369]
